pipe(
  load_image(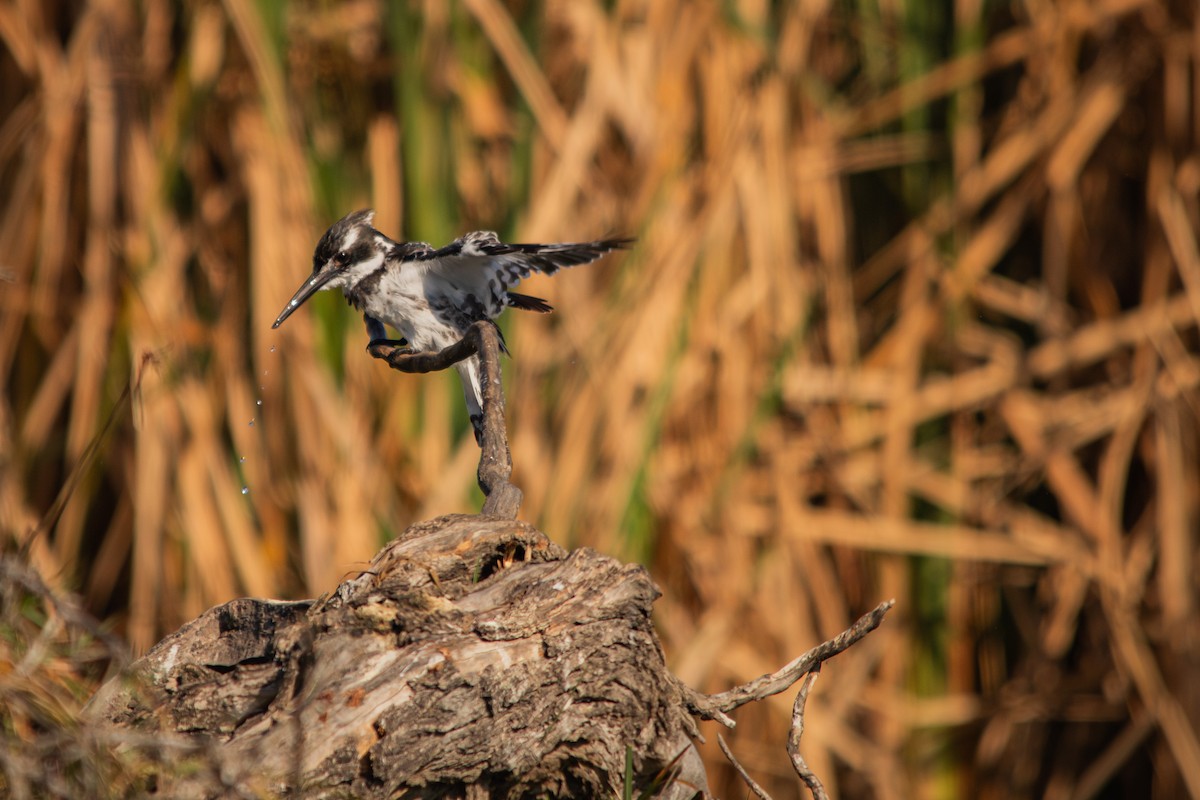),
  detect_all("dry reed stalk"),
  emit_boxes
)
[2,0,1200,796]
